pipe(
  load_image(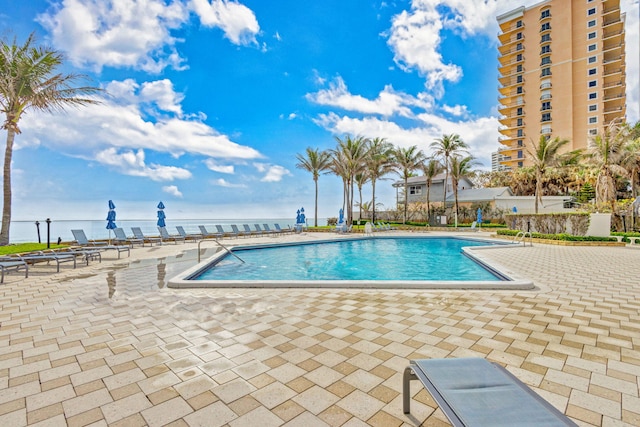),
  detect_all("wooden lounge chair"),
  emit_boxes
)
[0,259,28,283]
[131,227,162,246]
[403,358,577,426]
[176,226,201,242]
[158,226,185,244]
[71,229,130,258]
